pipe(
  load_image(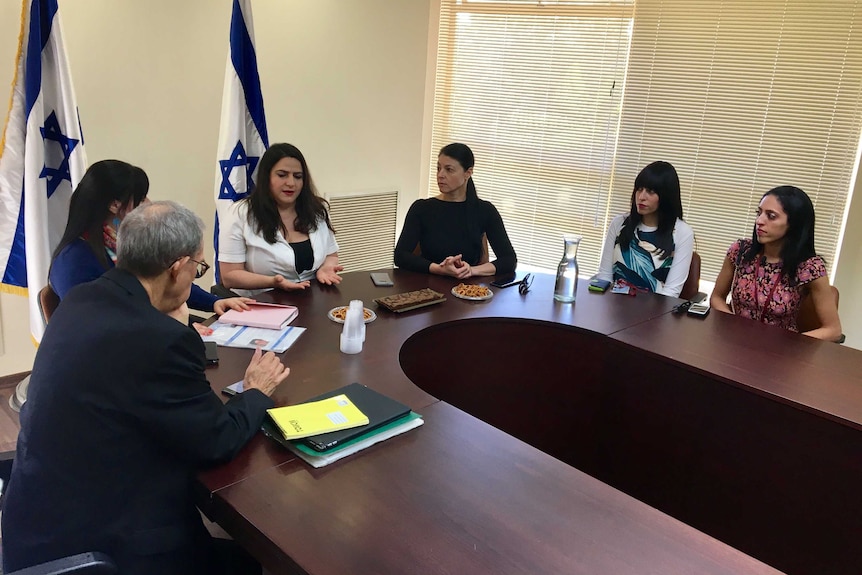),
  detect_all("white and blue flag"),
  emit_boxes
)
[0,0,87,342]
[214,0,269,283]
